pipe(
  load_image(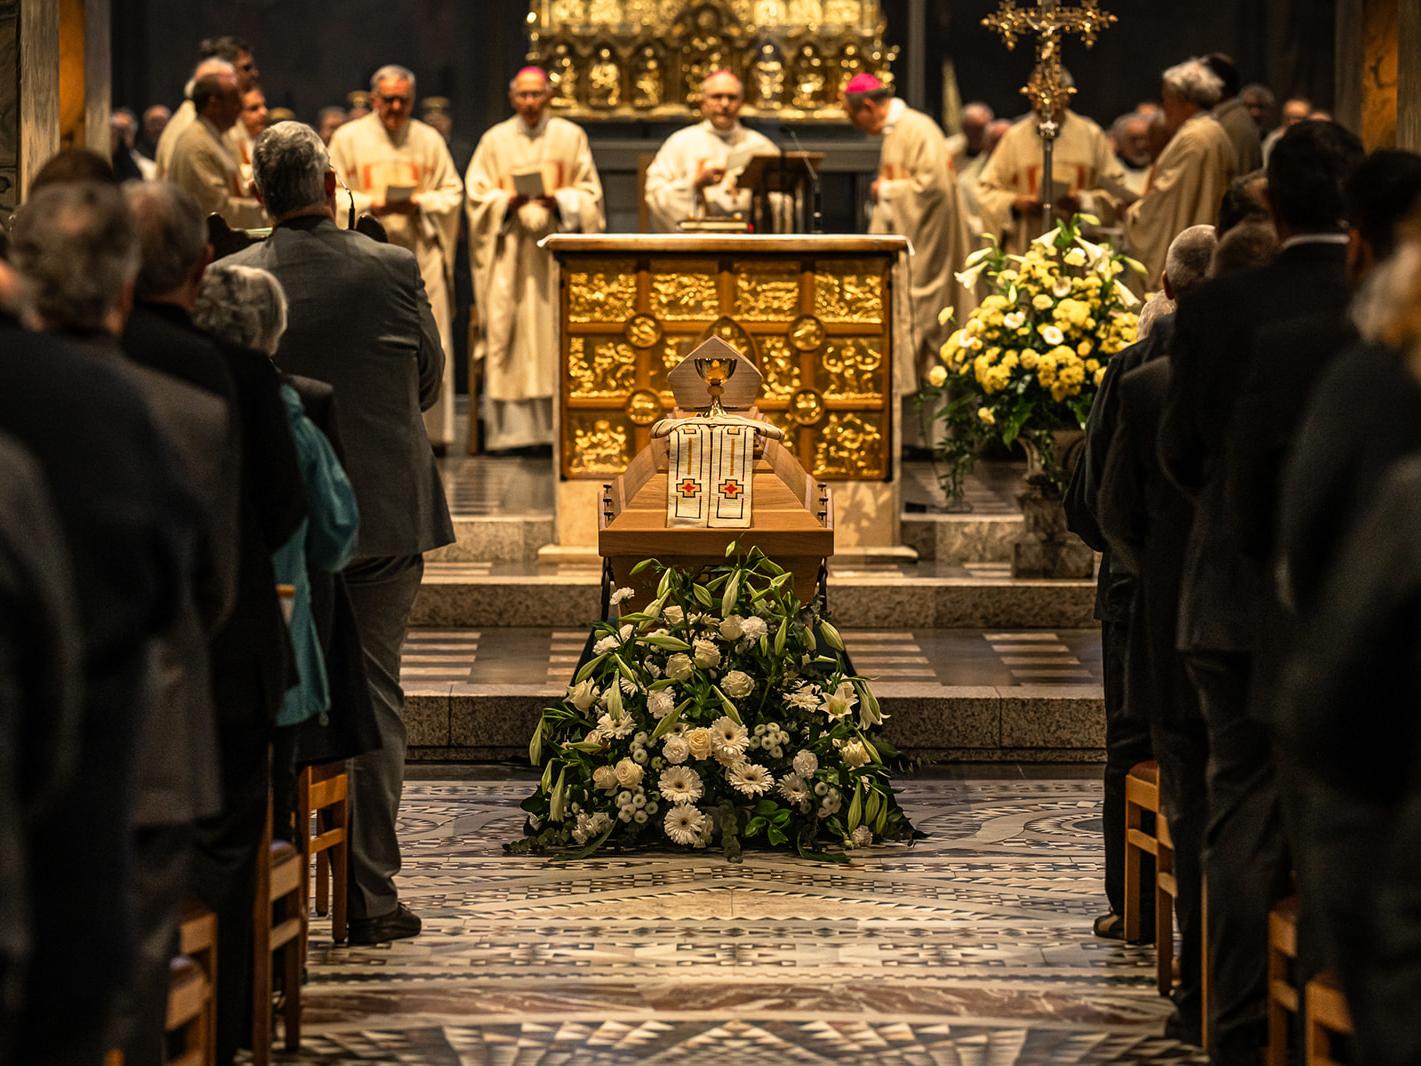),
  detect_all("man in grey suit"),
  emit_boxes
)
[228,121,454,945]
